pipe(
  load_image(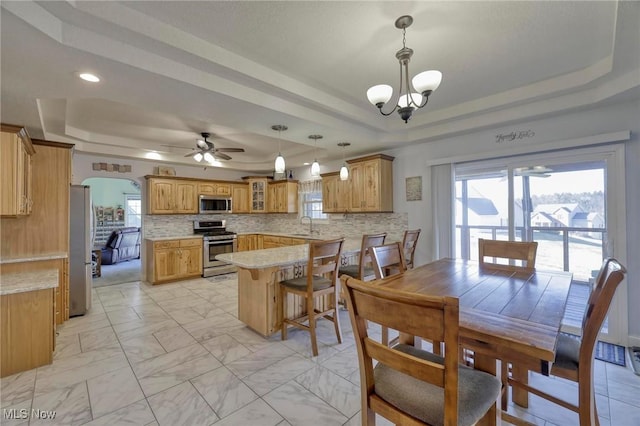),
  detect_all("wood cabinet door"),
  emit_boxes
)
[1,130,33,217]
[322,175,338,212]
[237,235,248,251]
[179,245,202,277]
[362,160,381,211]
[174,182,197,213]
[154,248,180,282]
[267,184,278,212]
[231,184,250,213]
[249,179,267,213]
[262,235,279,249]
[348,162,365,212]
[149,180,176,213]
